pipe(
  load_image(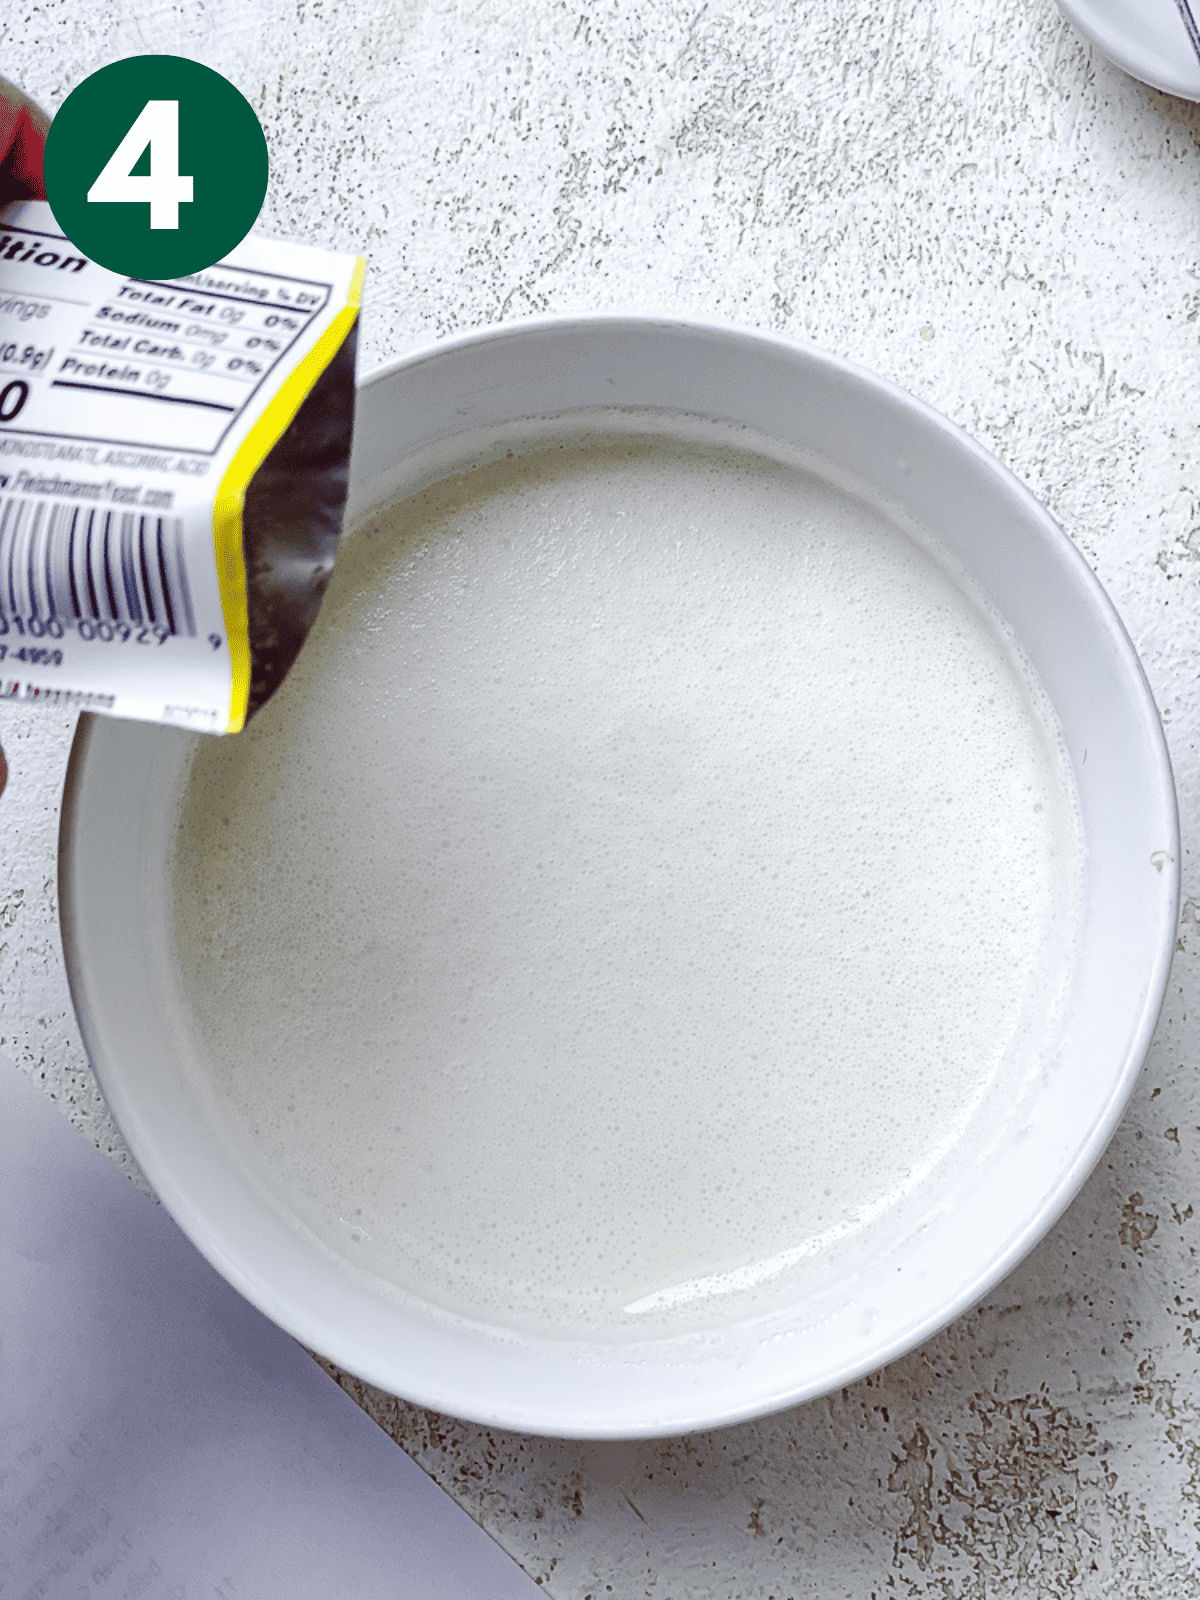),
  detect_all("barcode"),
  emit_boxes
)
[0,495,196,637]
